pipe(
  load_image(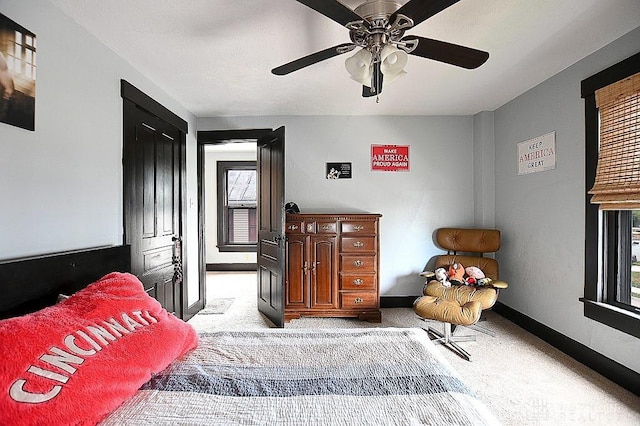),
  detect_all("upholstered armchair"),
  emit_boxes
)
[414,228,508,360]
